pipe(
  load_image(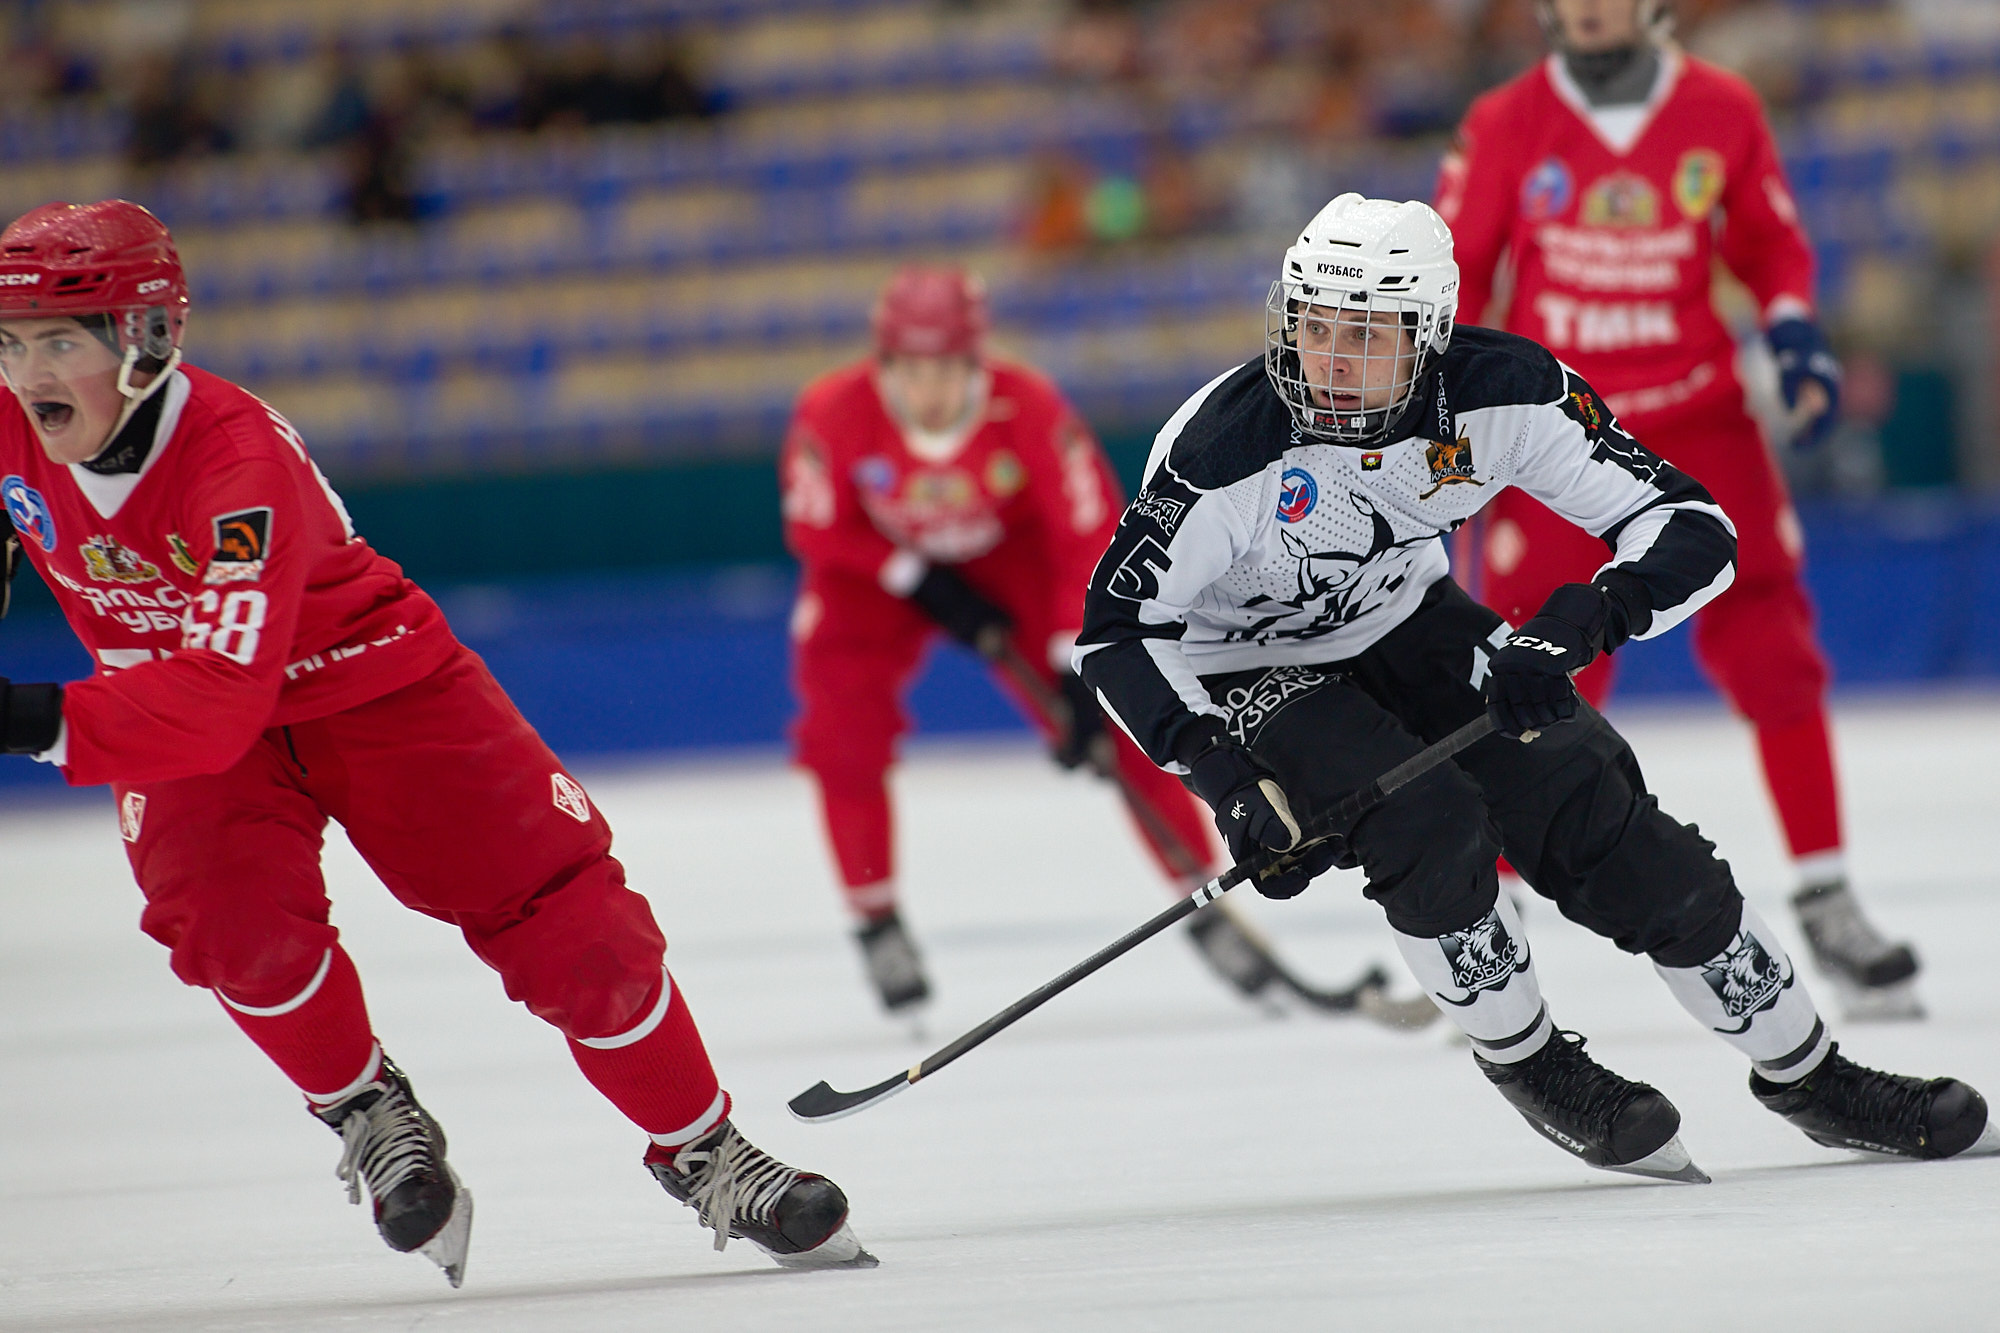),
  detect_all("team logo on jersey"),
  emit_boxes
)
[1520,156,1574,221]
[1699,929,1790,1032]
[1129,489,1188,535]
[1439,908,1525,999]
[1567,389,1604,433]
[80,535,161,585]
[1359,451,1383,471]
[166,533,200,577]
[1275,467,1318,523]
[852,455,897,496]
[1419,434,1486,500]
[118,791,147,844]
[551,772,592,824]
[205,507,272,585]
[2,475,56,552]
[1673,148,1726,220]
[983,449,1026,498]
[1580,172,1659,228]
